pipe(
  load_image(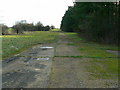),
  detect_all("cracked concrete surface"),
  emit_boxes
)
[2,44,55,88]
[2,32,118,88]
